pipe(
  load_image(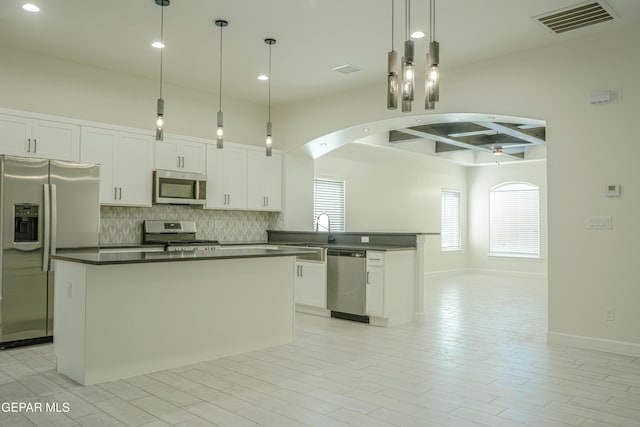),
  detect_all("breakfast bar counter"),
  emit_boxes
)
[51,249,309,385]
